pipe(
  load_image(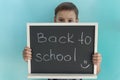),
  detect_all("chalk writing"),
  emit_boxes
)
[78,32,92,45]
[80,60,90,69]
[37,32,92,45]
[35,48,77,62]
